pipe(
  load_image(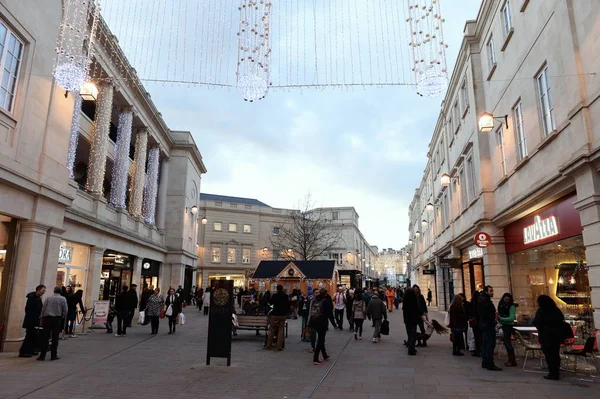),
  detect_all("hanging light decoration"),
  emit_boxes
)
[406,0,449,97]
[109,108,134,208]
[236,0,272,102]
[129,130,148,217]
[86,82,114,194]
[54,0,101,92]
[66,93,83,179]
[143,146,160,225]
